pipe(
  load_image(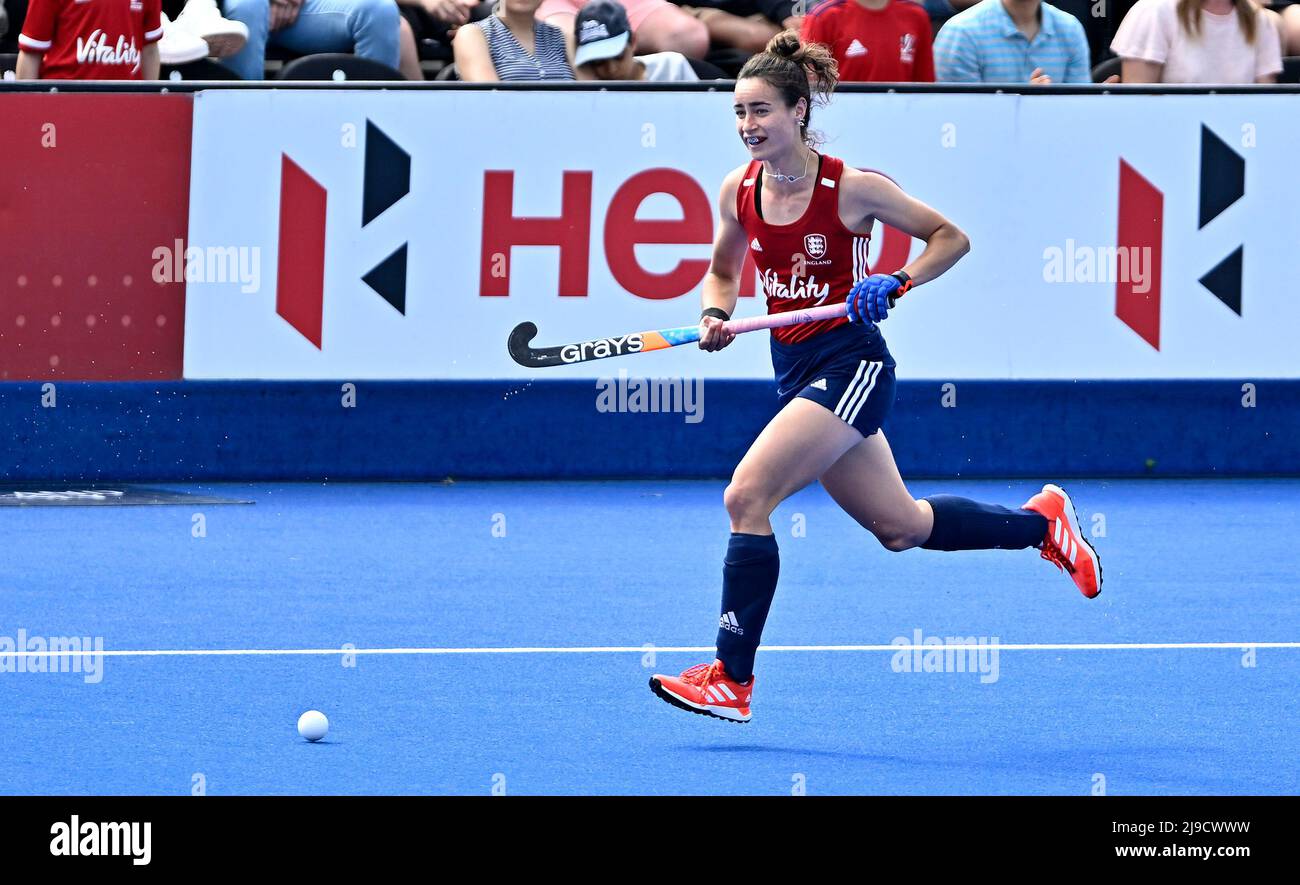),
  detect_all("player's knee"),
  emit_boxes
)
[875,526,921,553]
[724,480,771,525]
[642,14,710,59]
